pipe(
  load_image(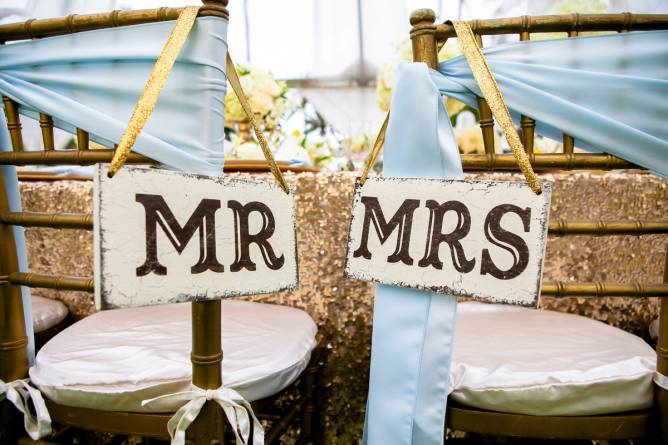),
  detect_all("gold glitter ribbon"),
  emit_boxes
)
[450,20,541,194]
[360,21,542,195]
[108,6,289,193]
[108,6,198,178]
[225,53,288,193]
[360,112,389,185]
